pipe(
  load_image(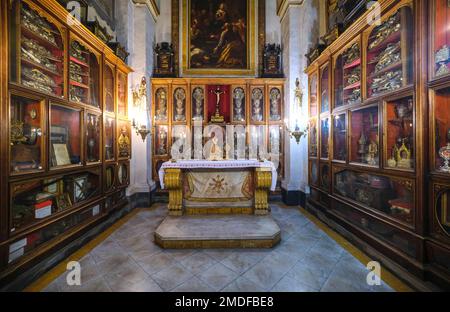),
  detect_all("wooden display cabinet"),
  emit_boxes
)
[306,0,450,288]
[0,0,132,284]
